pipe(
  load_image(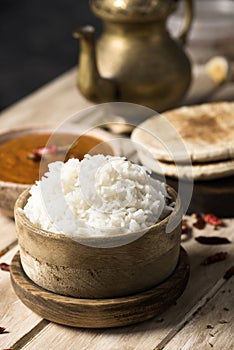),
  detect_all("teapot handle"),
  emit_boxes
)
[177,0,194,46]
